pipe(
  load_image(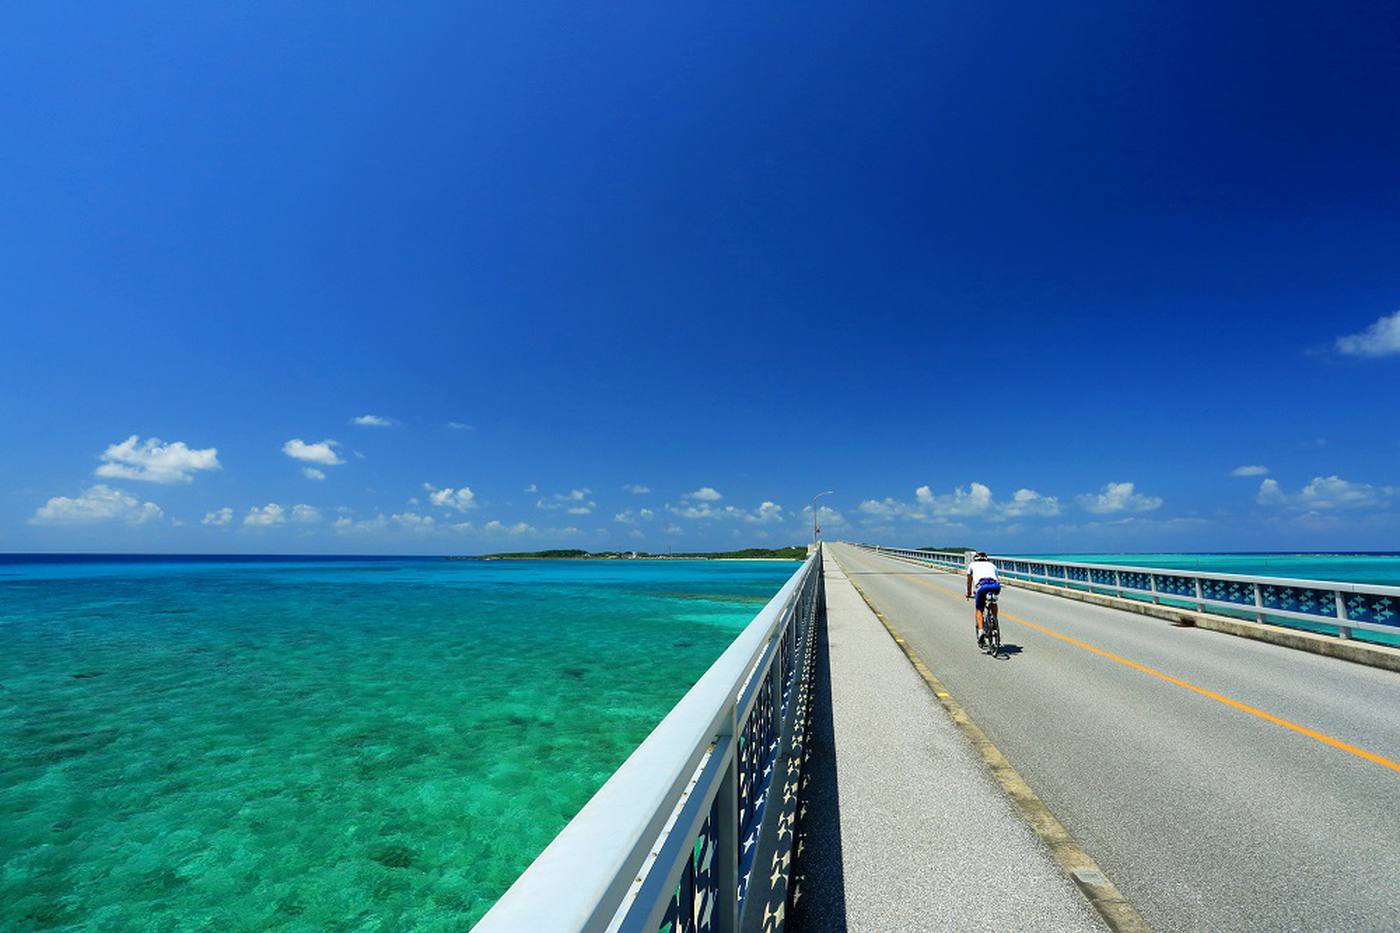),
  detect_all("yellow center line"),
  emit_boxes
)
[895,570,1400,776]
